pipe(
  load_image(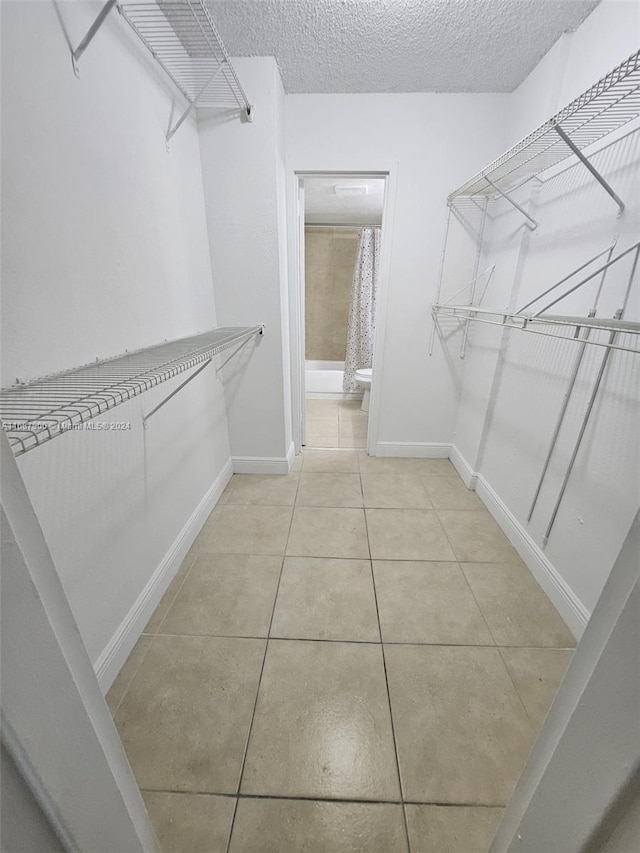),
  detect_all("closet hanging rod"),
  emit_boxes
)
[0,326,264,457]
